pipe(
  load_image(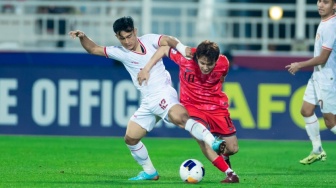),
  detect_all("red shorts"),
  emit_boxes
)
[185,105,236,136]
